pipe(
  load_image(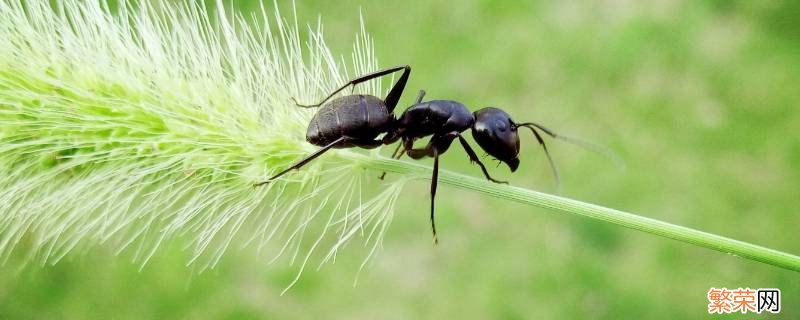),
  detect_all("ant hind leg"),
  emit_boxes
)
[254,136,347,186]
[294,65,411,109]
